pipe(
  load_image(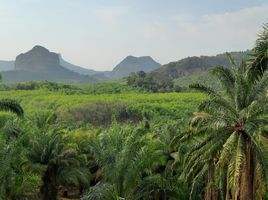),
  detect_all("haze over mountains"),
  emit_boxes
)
[0,60,15,71]
[1,46,96,83]
[59,56,98,76]
[112,56,161,78]
[0,45,249,83]
[0,46,161,82]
